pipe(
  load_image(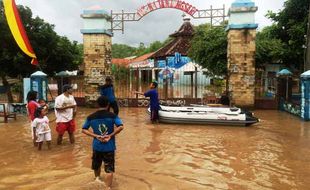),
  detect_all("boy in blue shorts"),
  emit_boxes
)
[82,96,124,189]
